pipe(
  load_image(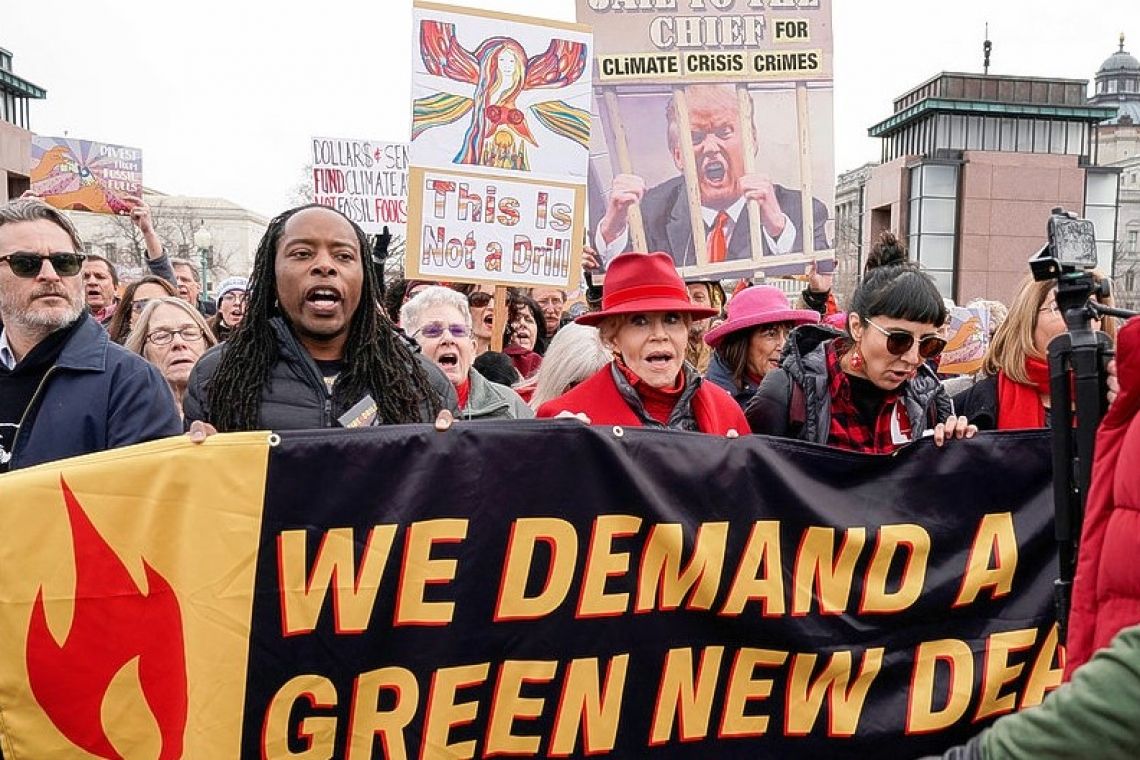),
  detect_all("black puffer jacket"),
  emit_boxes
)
[745,324,953,444]
[184,317,456,429]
